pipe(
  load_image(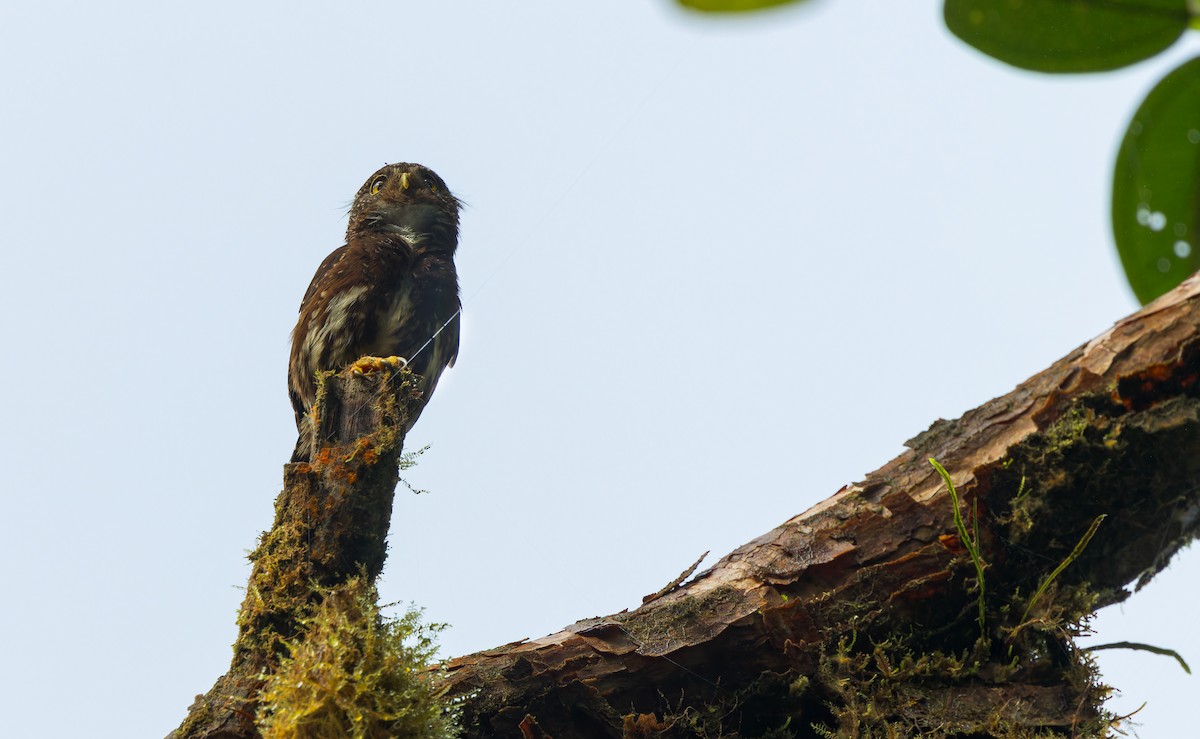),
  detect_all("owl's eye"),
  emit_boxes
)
[370,176,387,195]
